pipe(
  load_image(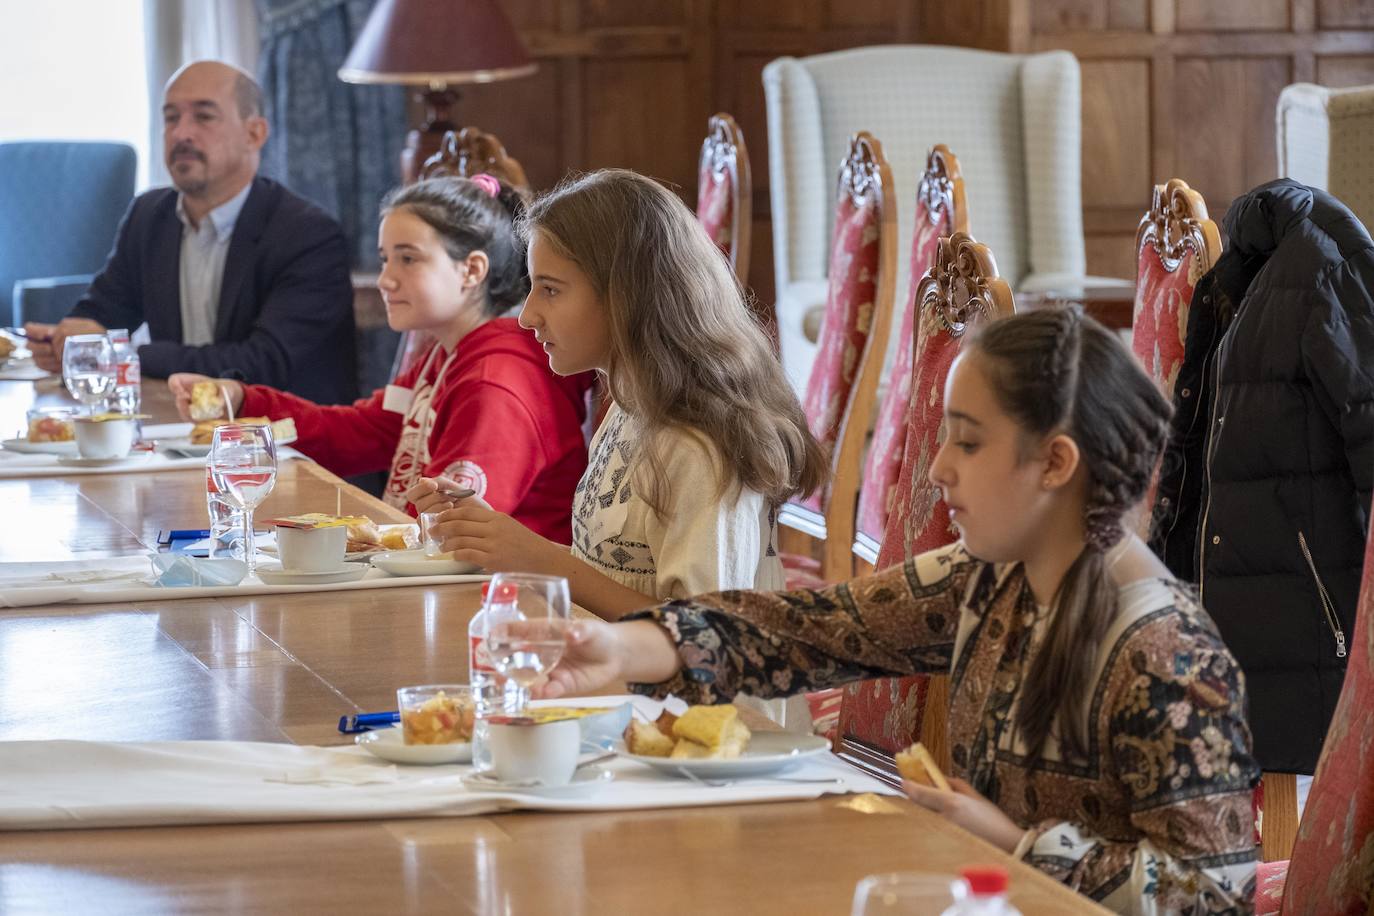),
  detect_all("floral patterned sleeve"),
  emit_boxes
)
[1014,605,1260,914]
[622,542,979,704]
